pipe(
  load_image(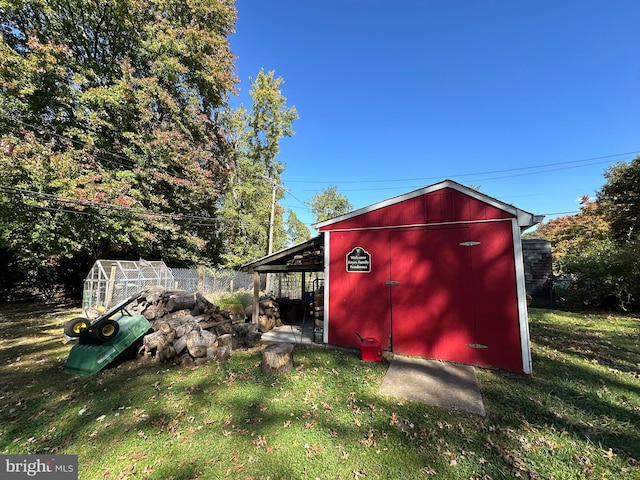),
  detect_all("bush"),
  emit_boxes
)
[556,239,640,311]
